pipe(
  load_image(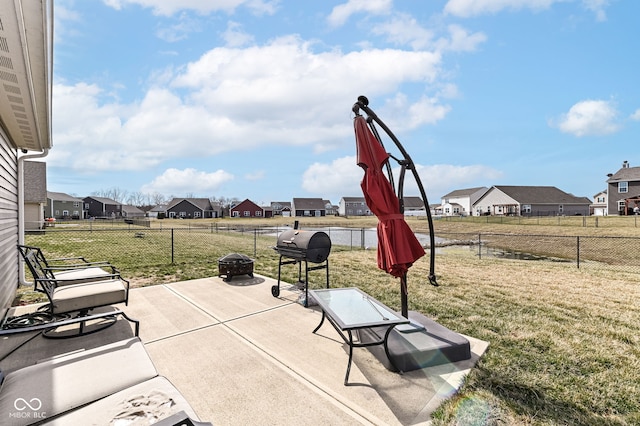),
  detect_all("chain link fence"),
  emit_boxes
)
[24,223,640,286]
